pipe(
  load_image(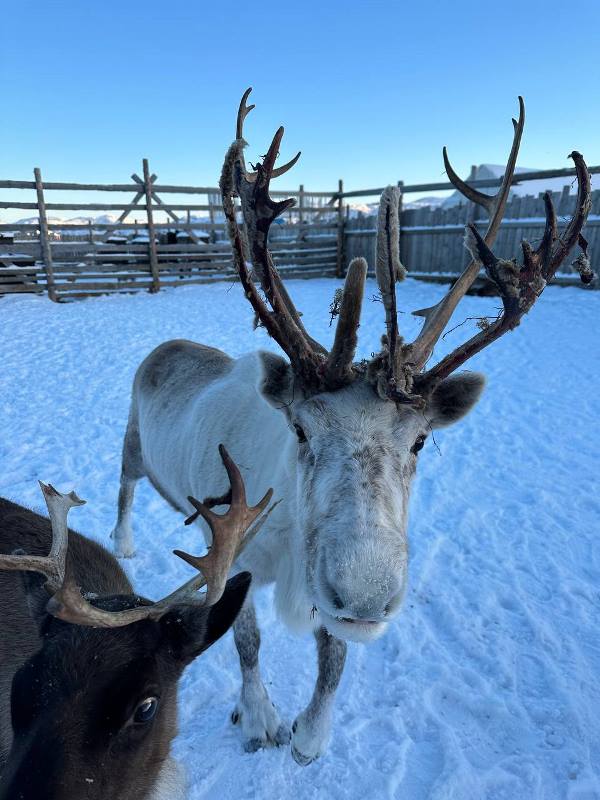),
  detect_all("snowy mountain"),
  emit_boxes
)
[11,212,211,226]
